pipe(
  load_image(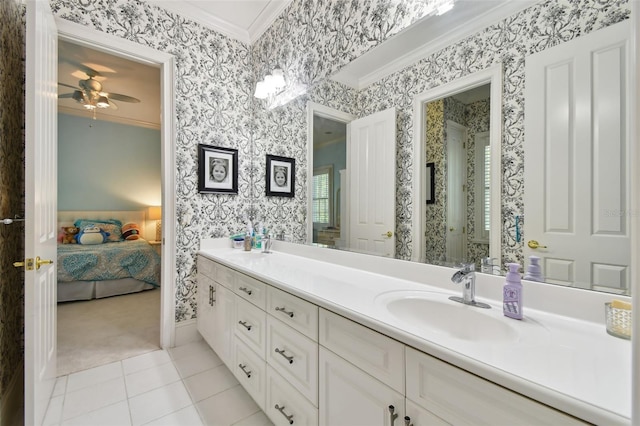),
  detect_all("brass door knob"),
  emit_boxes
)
[35,256,53,270]
[528,240,547,249]
[382,231,393,238]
